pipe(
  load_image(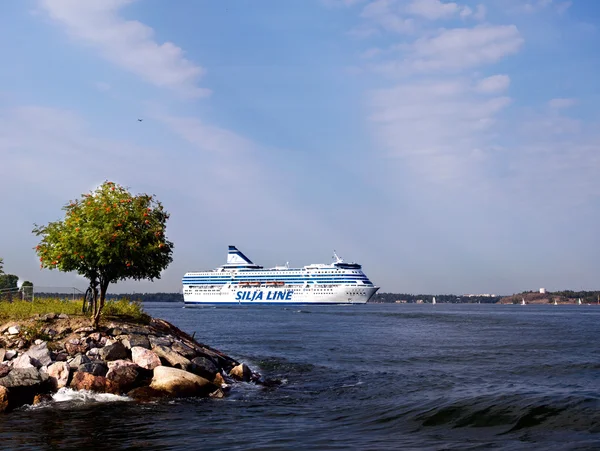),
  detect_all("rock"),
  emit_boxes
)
[78,363,108,377]
[65,341,89,355]
[87,332,102,342]
[42,313,57,321]
[152,345,192,370]
[106,365,139,393]
[107,359,137,370]
[58,313,69,319]
[54,352,69,362]
[149,366,215,397]
[107,327,123,337]
[87,347,101,357]
[34,339,44,345]
[26,342,53,367]
[47,362,70,390]
[5,350,17,360]
[74,326,94,334]
[229,363,252,382]
[33,393,53,404]
[68,354,91,368]
[126,386,167,402]
[0,364,11,378]
[12,354,35,369]
[0,386,8,412]
[171,341,197,359]
[189,356,218,380]
[45,329,58,337]
[213,372,225,387]
[69,372,118,394]
[131,347,161,370]
[7,326,20,335]
[209,388,225,399]
[16,339,26,349]
[149,335,172,348]
[122,334,150,350]
[0,348,5,362]
[98,341,129,361]
[0,367,50,410]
